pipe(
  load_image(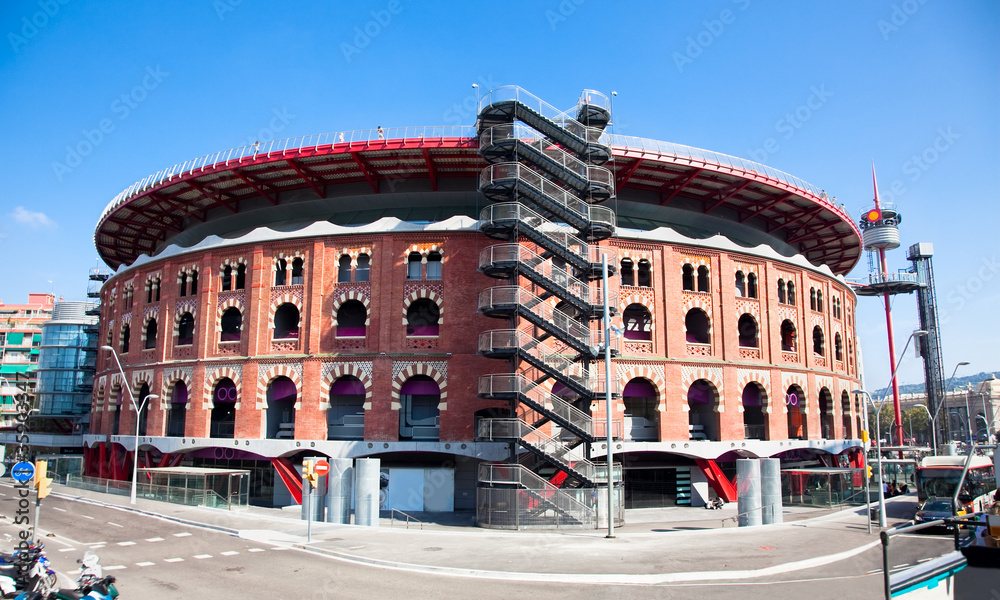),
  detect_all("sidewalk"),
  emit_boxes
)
[49,482,918,583]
